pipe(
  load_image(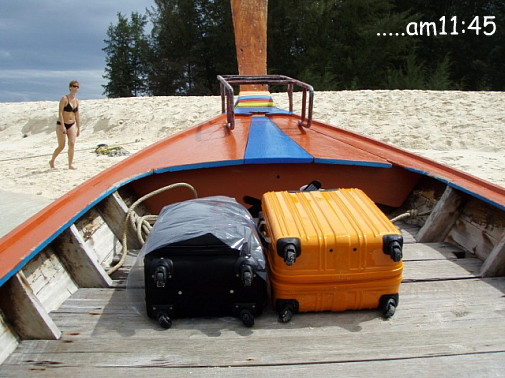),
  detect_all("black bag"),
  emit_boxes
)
[142,196,267,328]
